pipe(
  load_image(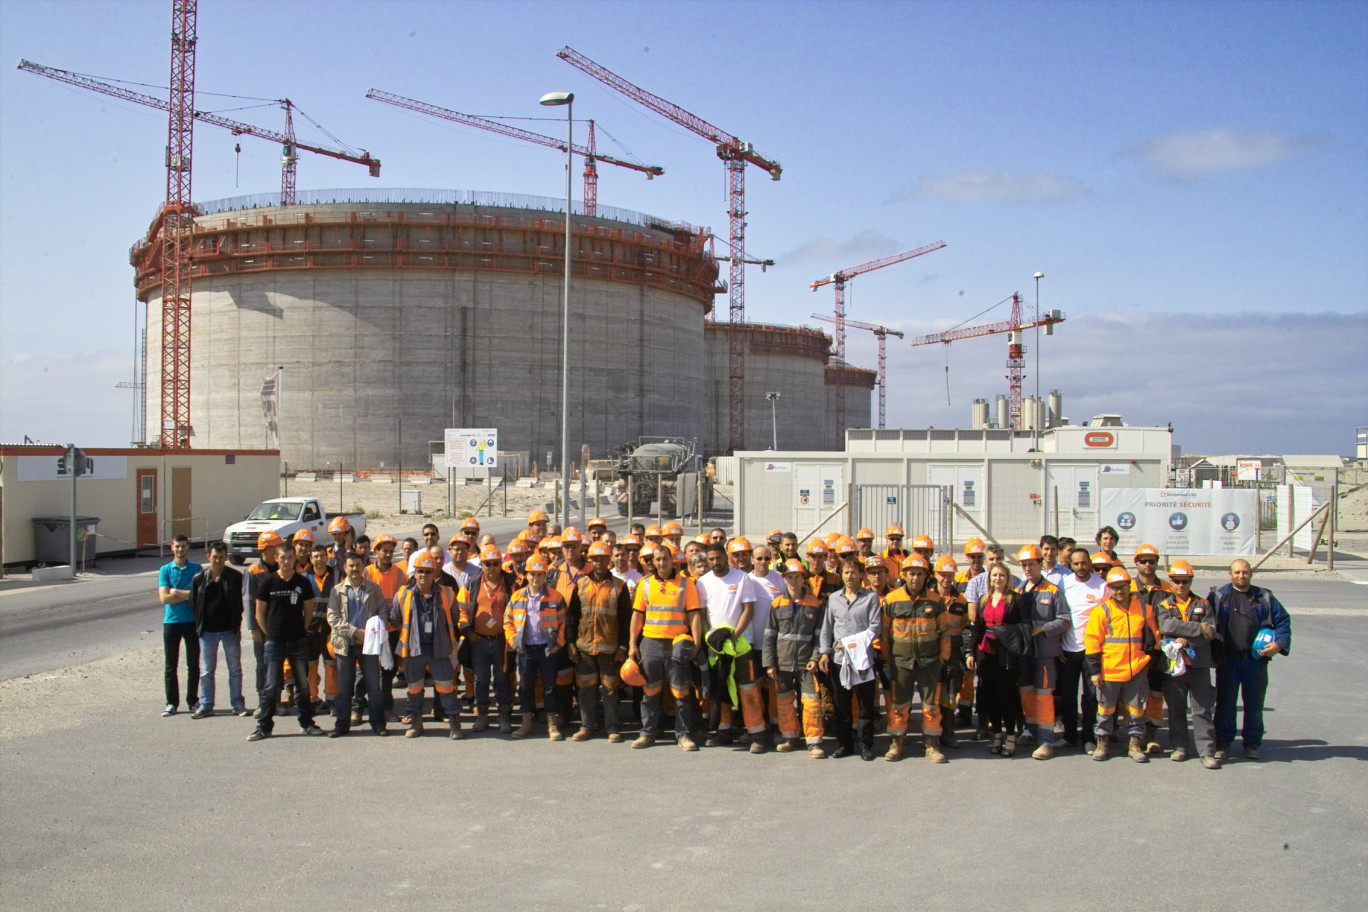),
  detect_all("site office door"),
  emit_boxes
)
[793,464,844,539]
[1046,464,1099,541]
[136,469,157,547]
